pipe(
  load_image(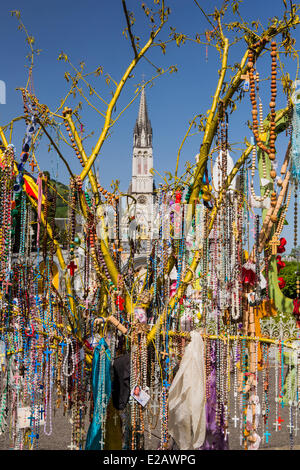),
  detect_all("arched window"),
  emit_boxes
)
[137,157,142,175]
